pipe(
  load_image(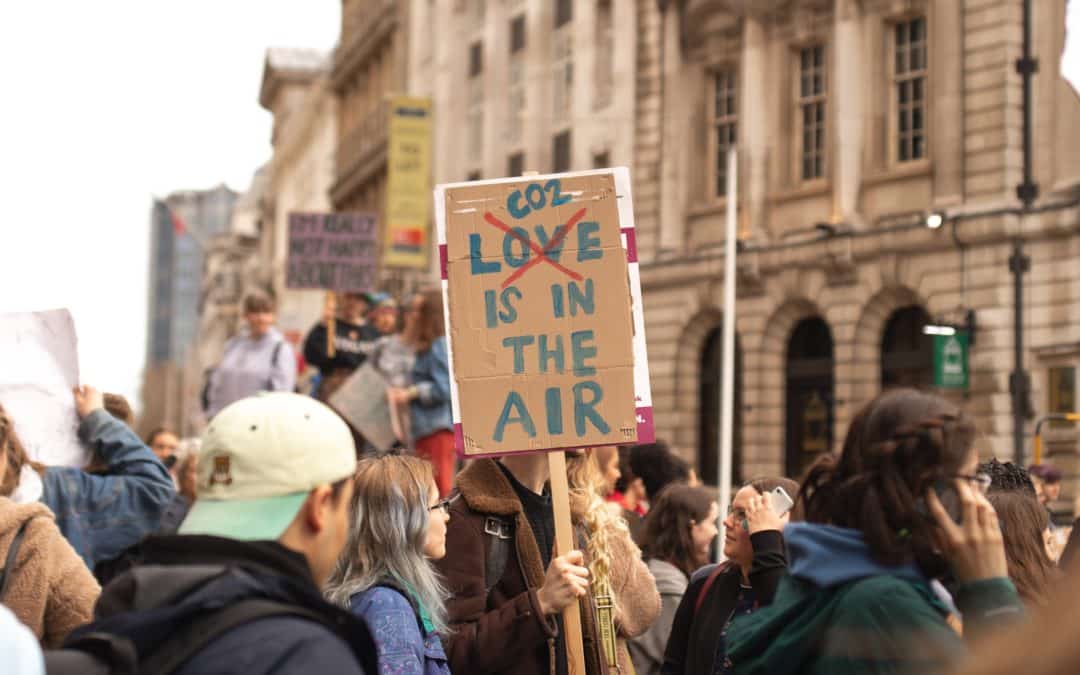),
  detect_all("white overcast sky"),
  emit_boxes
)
[0,1,339,410]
